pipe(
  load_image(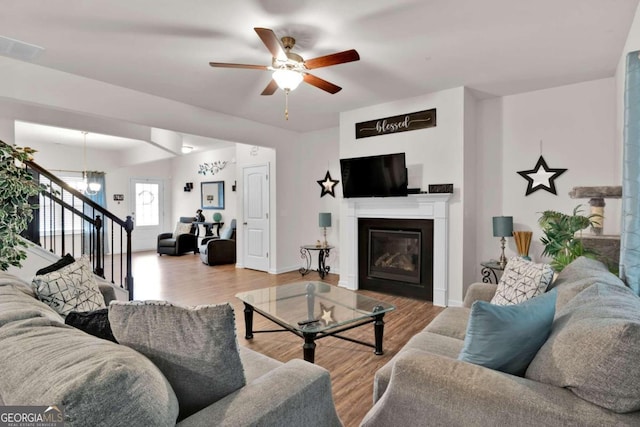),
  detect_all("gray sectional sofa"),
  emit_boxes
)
[0,271,342,427]
[362,257,640,426]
